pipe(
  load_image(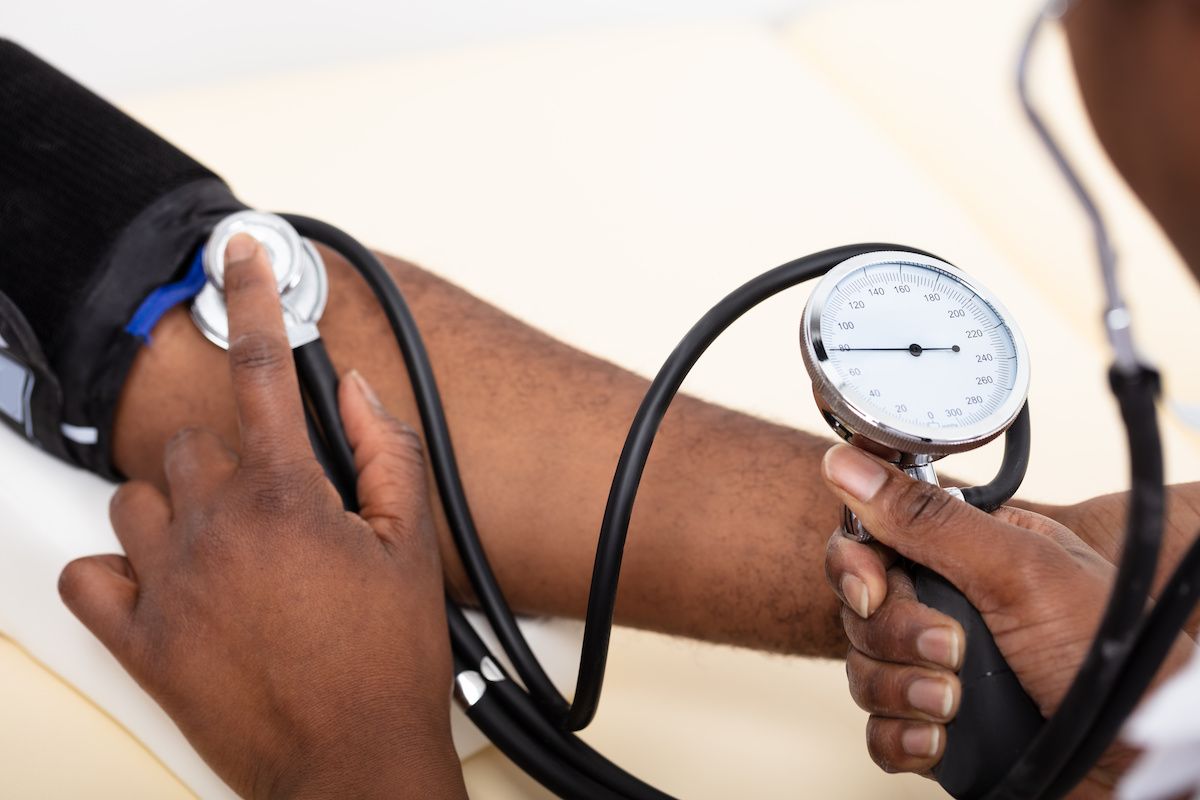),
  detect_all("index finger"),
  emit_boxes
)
[222,233,309,465]
[825,530,896,619]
